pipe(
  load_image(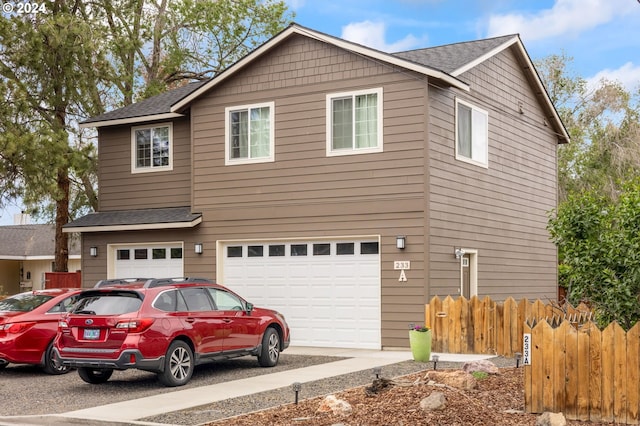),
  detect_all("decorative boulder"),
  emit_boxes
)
[419,391,447,411]
[462,359,500,375]
[316,395,353,415]
[536,412,567,426]
[424,370,477,390]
